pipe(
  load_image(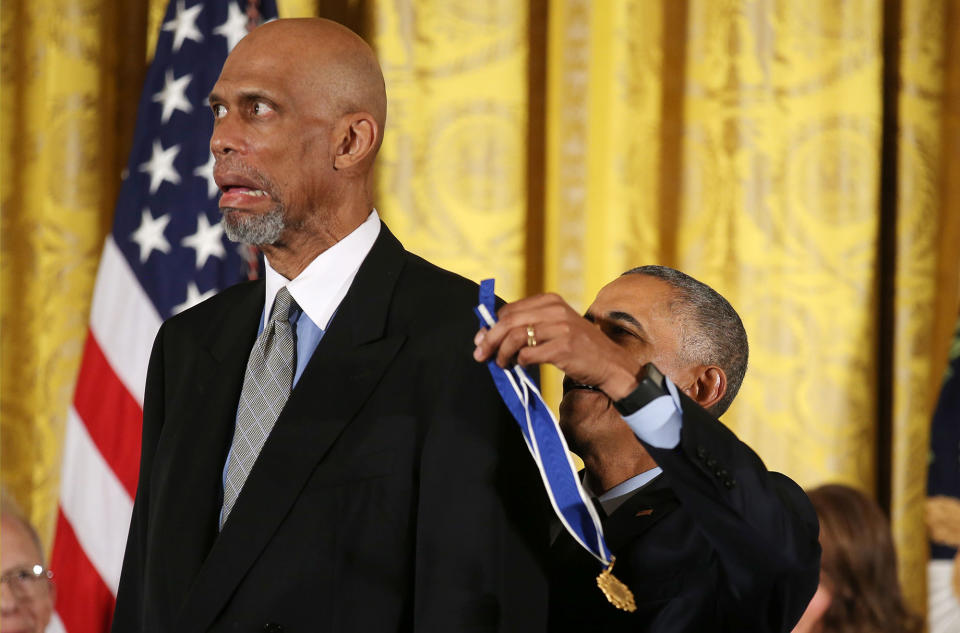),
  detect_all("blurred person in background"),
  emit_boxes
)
[791,483,922,633]
[1,495,55,633]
